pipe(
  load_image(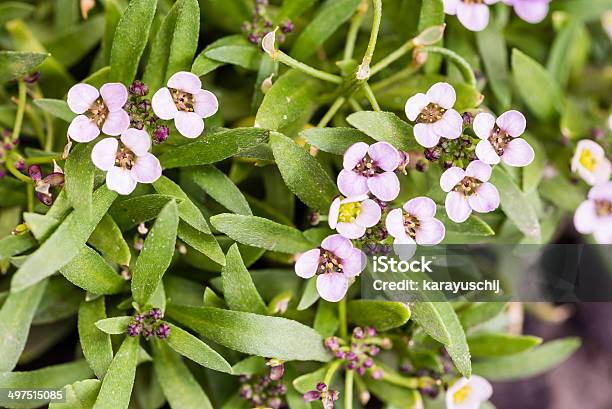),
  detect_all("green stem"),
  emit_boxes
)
[276,51,343,84]
[27,185,34,212]
[370,40,416,76]
[381,371,419,389]
[323,359,343,386]
[343,1,367,61]
[371,64,419,92]
[11,80,27,141]
[348,98,363,112]
[421,46,477,87]
[345,368,354,409]
[357,0,382,79]
[24,155,62,166]
[362,82,380,111]
[317,97,346,127]
[339,297,348,339]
